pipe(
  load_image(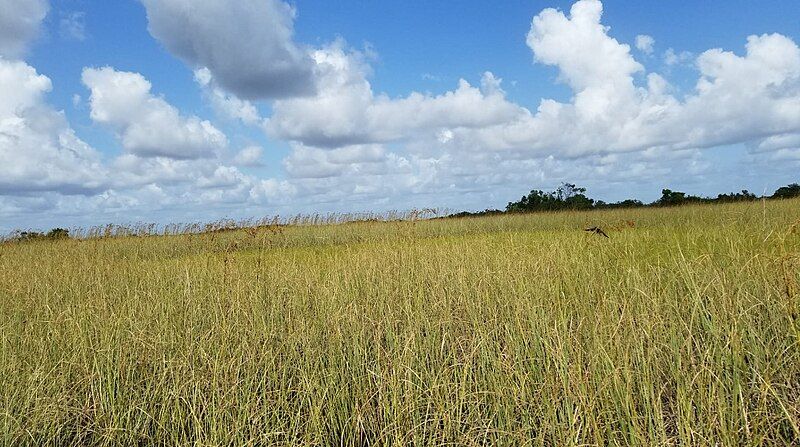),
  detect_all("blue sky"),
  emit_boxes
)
[1,0,799,231]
